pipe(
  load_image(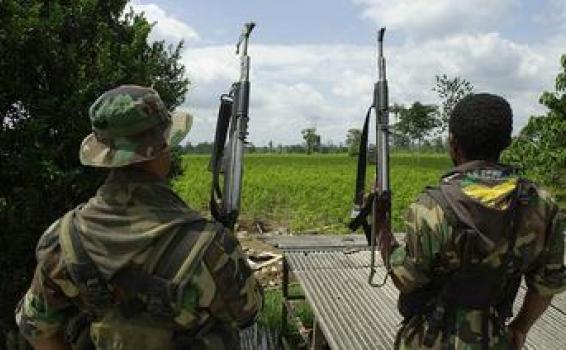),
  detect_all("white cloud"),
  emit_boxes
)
[534,0,566,29]
[131,1,565,146]
[130,2,200,44]
[182,33,565,146]
[353,0,519,39]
